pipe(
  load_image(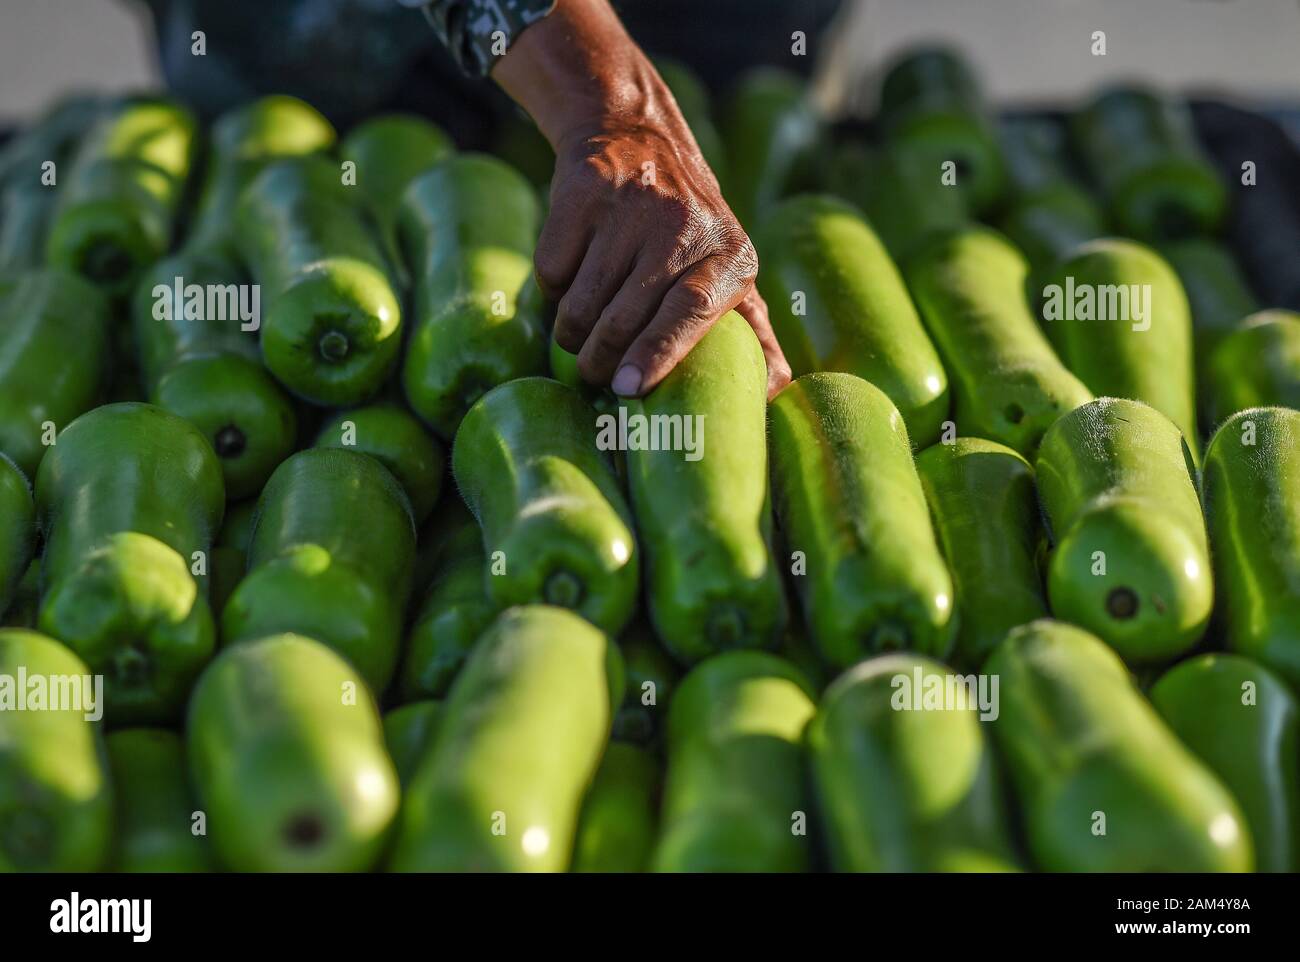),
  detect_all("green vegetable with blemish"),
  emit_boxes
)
[1036,397,1211,664]
[36,403,224,724]
[453,377,639,635]
[623,311,787,663]
[341,113,453,284]
[0,455,34,621]
[236,155,403,407]
[0,269,111,478]
[1071,87,1226,241]
[1204,311,1300,425]
[769,373,956,666]
[987,619,1253,872]
[188,633,400,872]
[399,509,494,701]
[313,403,444,524]
[652,651,815,872]
[1041,238,1199,453]
[1151,654,1299,873]
[905,226,1092,456]
[755,195,950,446]
[222,448,416,692]
[400,153,548,438]
[877,47,1007,216]
[572,742,660,873]
[45,98,197,298]
[808,654,1022,872]
[132,250,298,500]
[721,68,821,229]
[106,728,213,872]
[916,437,1048,669]
[391,605,620,872]
[383,700,444,788]
[1203,407,1300,687]
[0,628,112,872]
